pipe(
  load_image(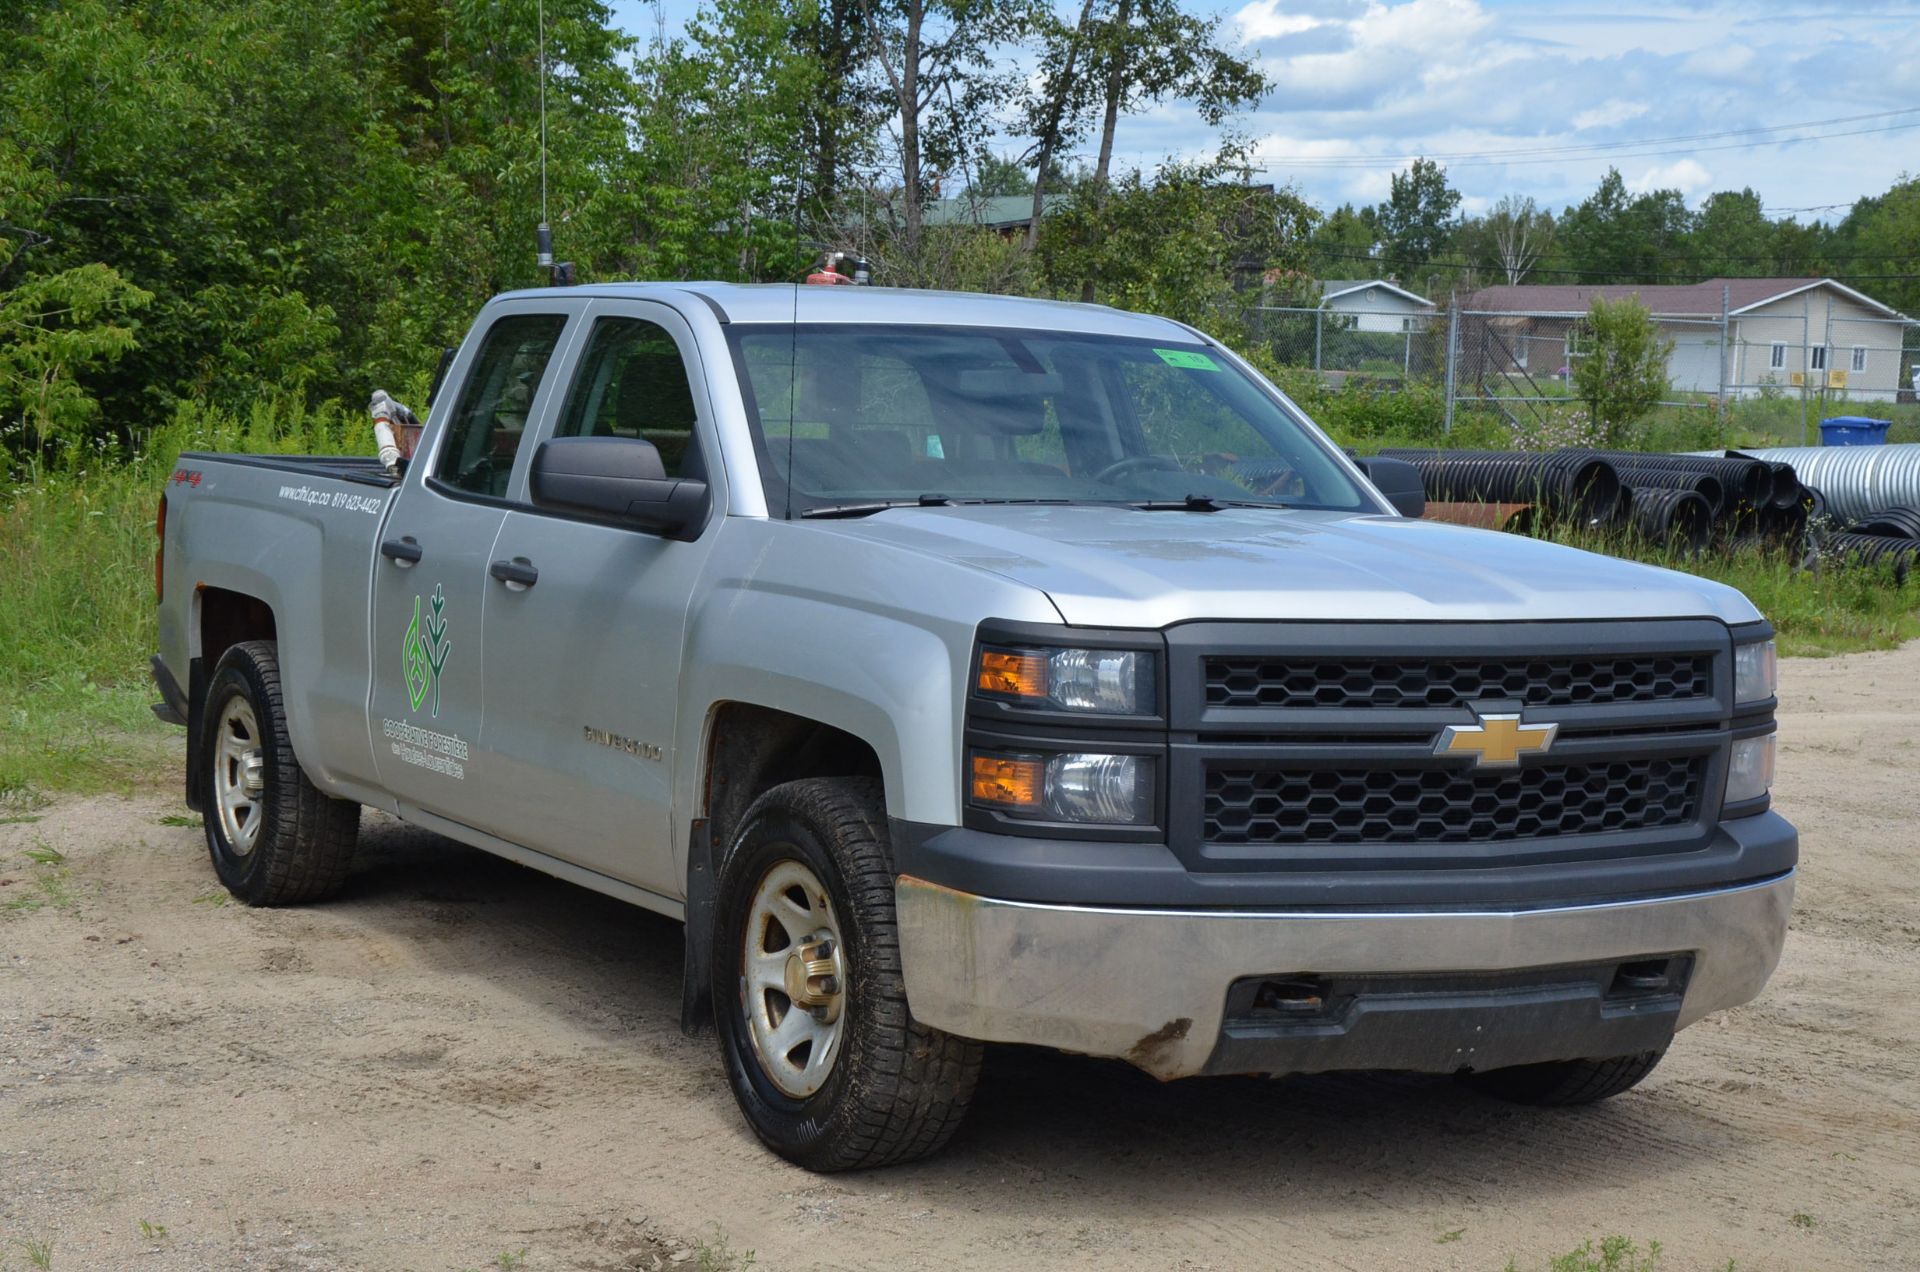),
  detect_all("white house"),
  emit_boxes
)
[1320,280,1436,332]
